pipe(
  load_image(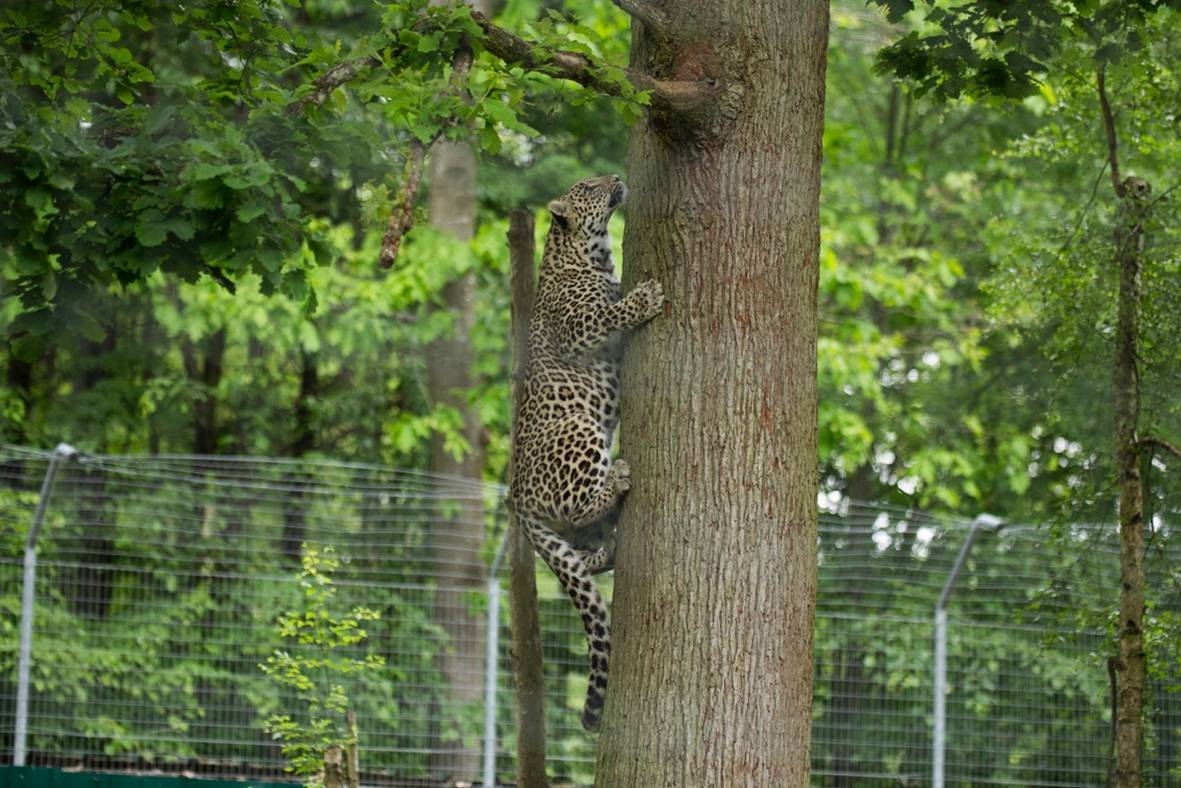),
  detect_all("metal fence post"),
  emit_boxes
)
[14,442,78,767]
[482,531,509,788]
[933,513,1001,788]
